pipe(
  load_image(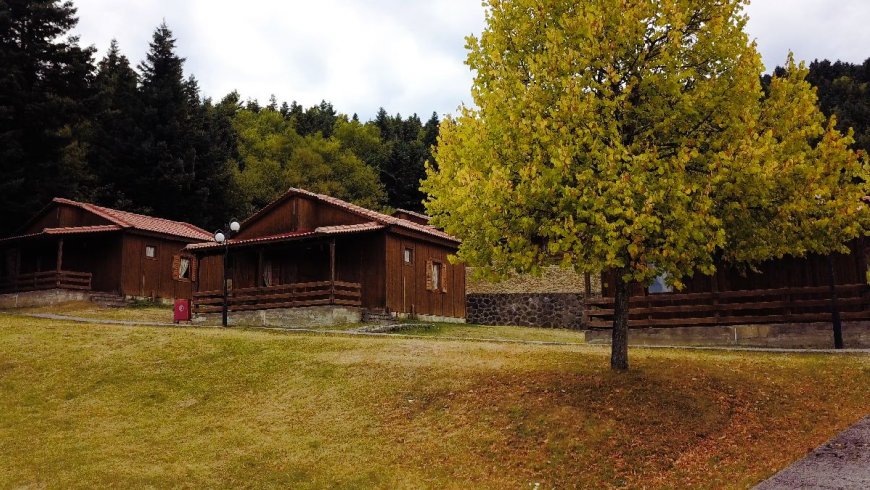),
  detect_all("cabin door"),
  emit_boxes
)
[401,243,416,314]
[141,244,160,298]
